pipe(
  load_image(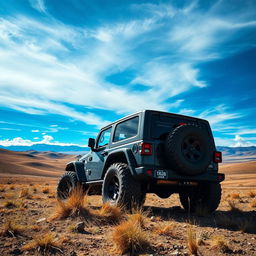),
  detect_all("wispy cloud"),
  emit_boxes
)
[0,135,85,147]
